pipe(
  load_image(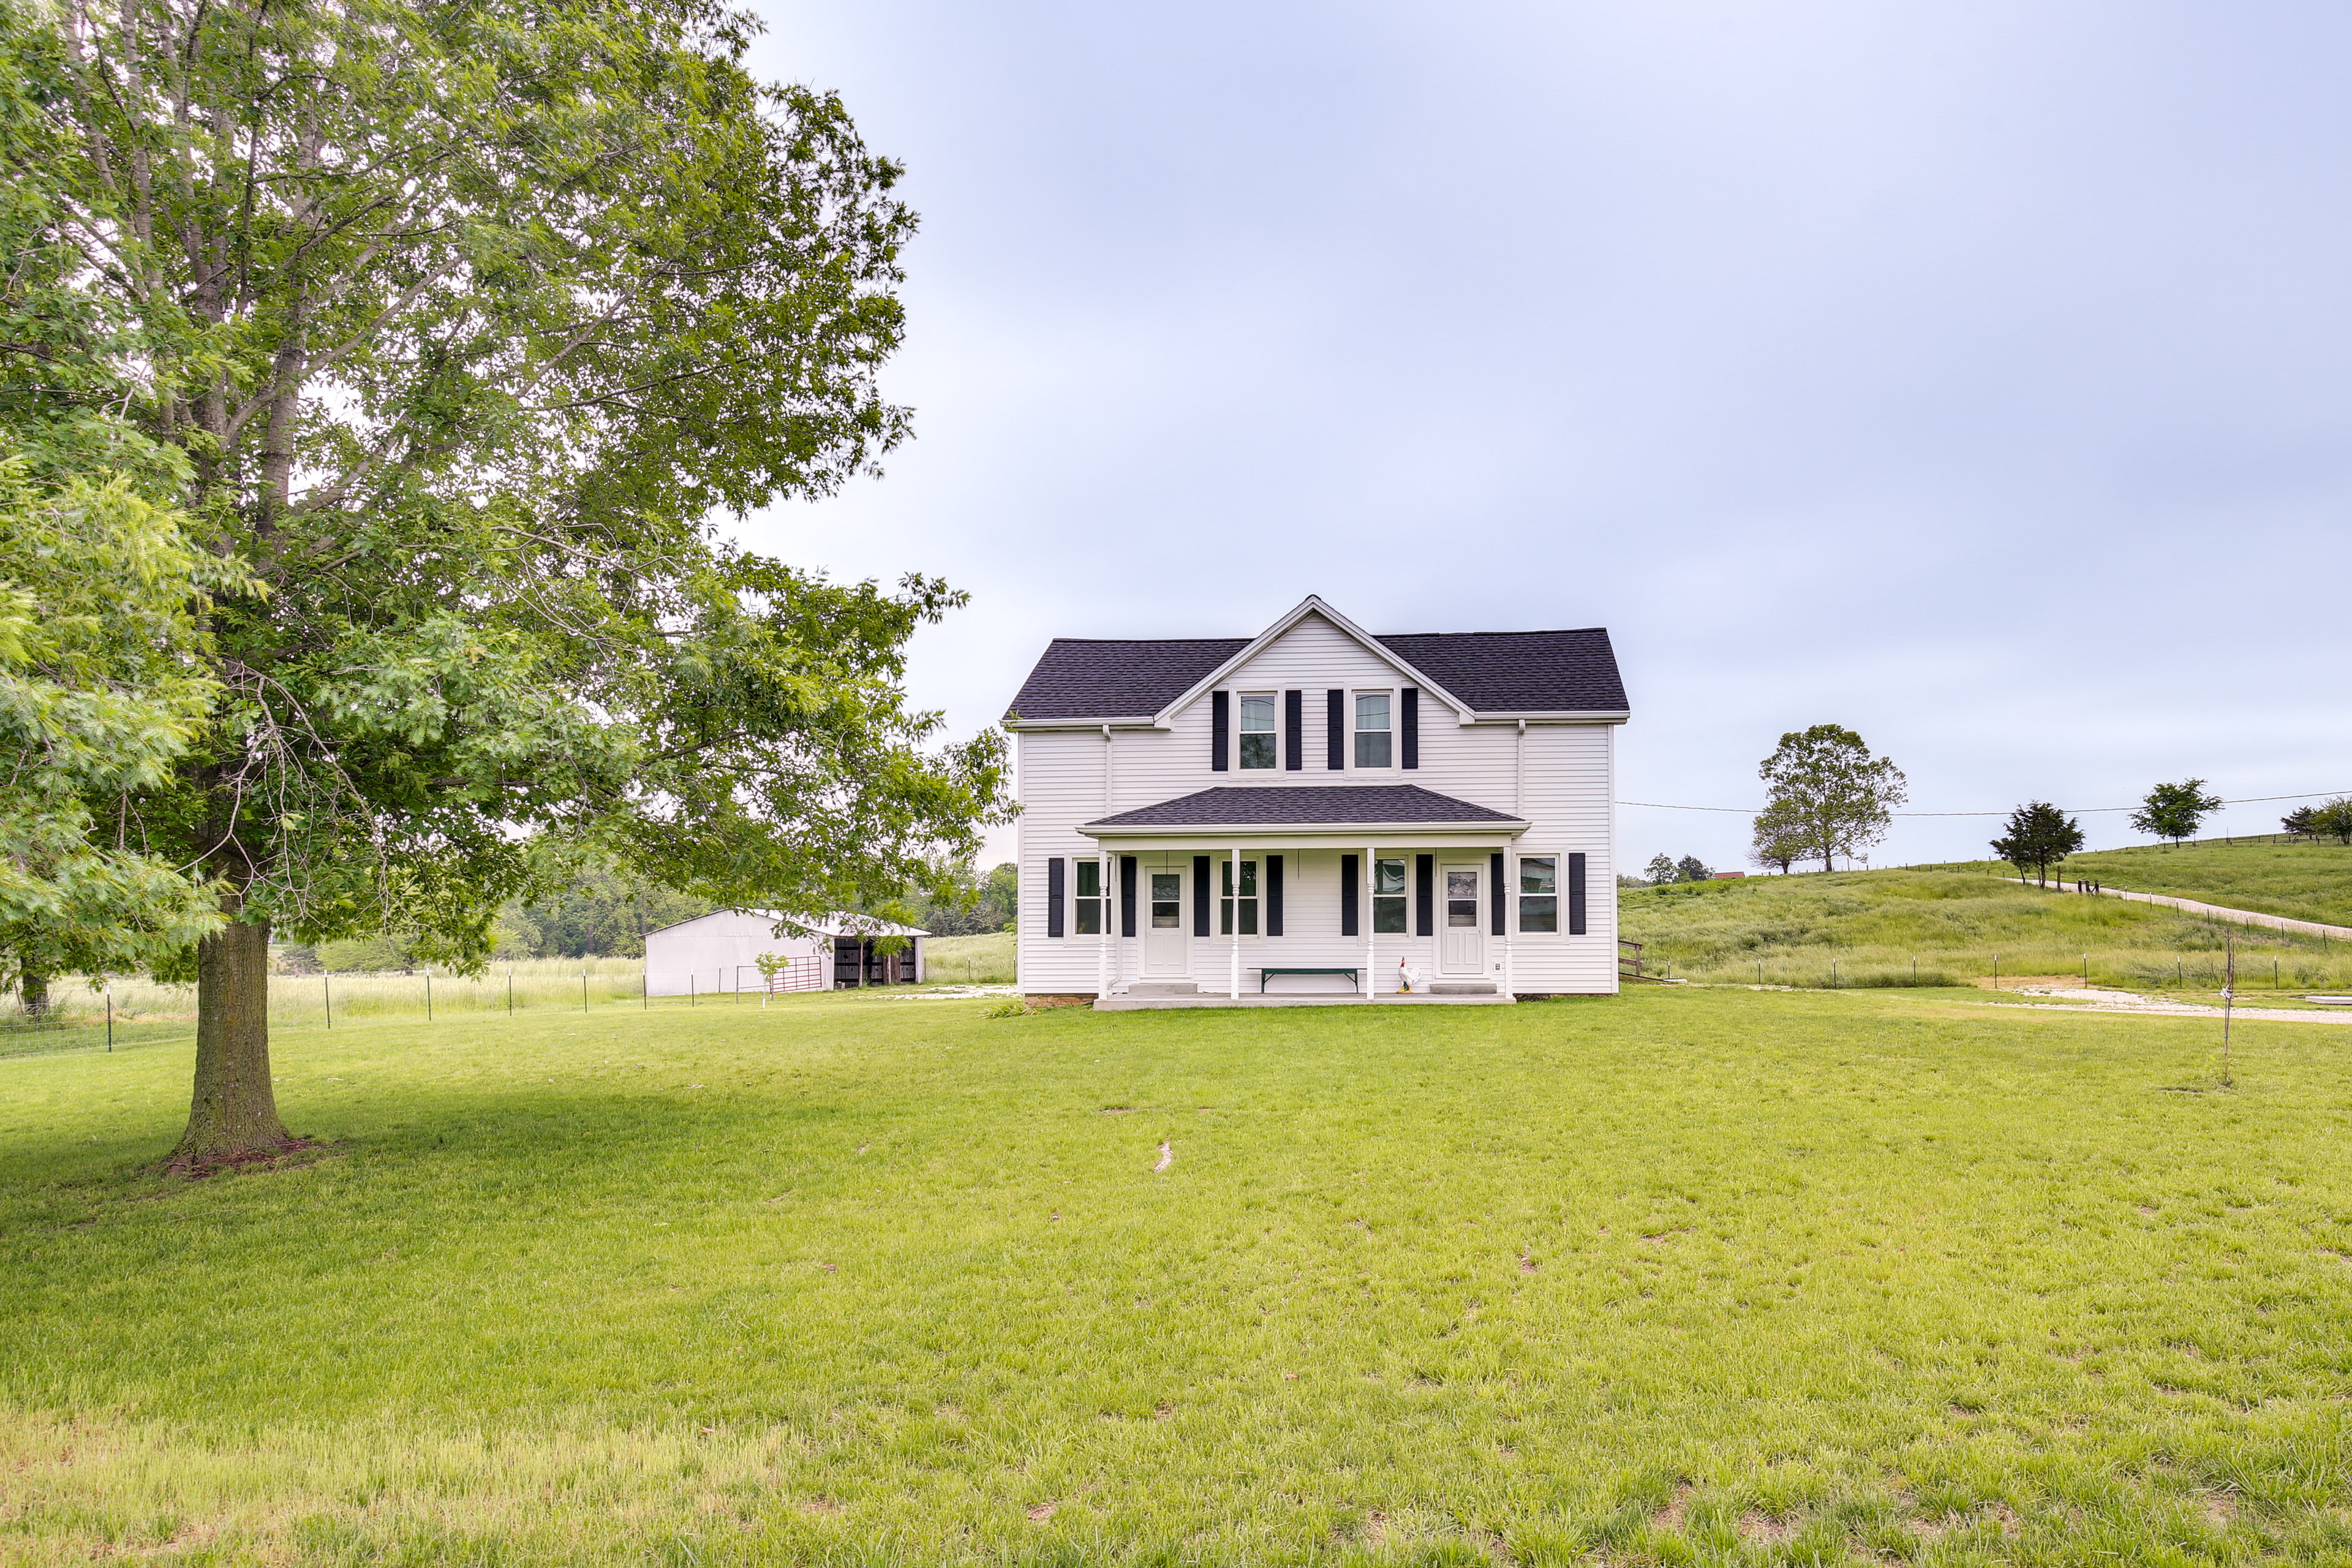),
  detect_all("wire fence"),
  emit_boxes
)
[4,959,705,1062]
